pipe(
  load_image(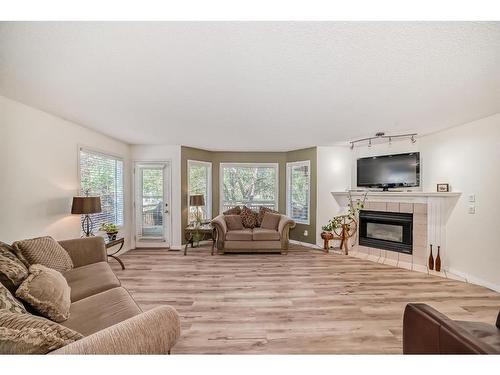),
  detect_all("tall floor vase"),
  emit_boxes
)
[428,244,434,271]
[435,246,441,272]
